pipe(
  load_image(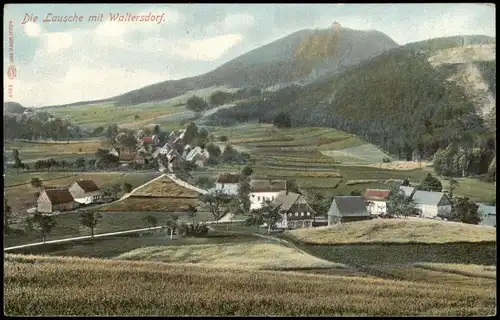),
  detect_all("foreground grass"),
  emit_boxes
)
[285,218,497,244]
[5,254,495,316]
[115,242,344,271]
